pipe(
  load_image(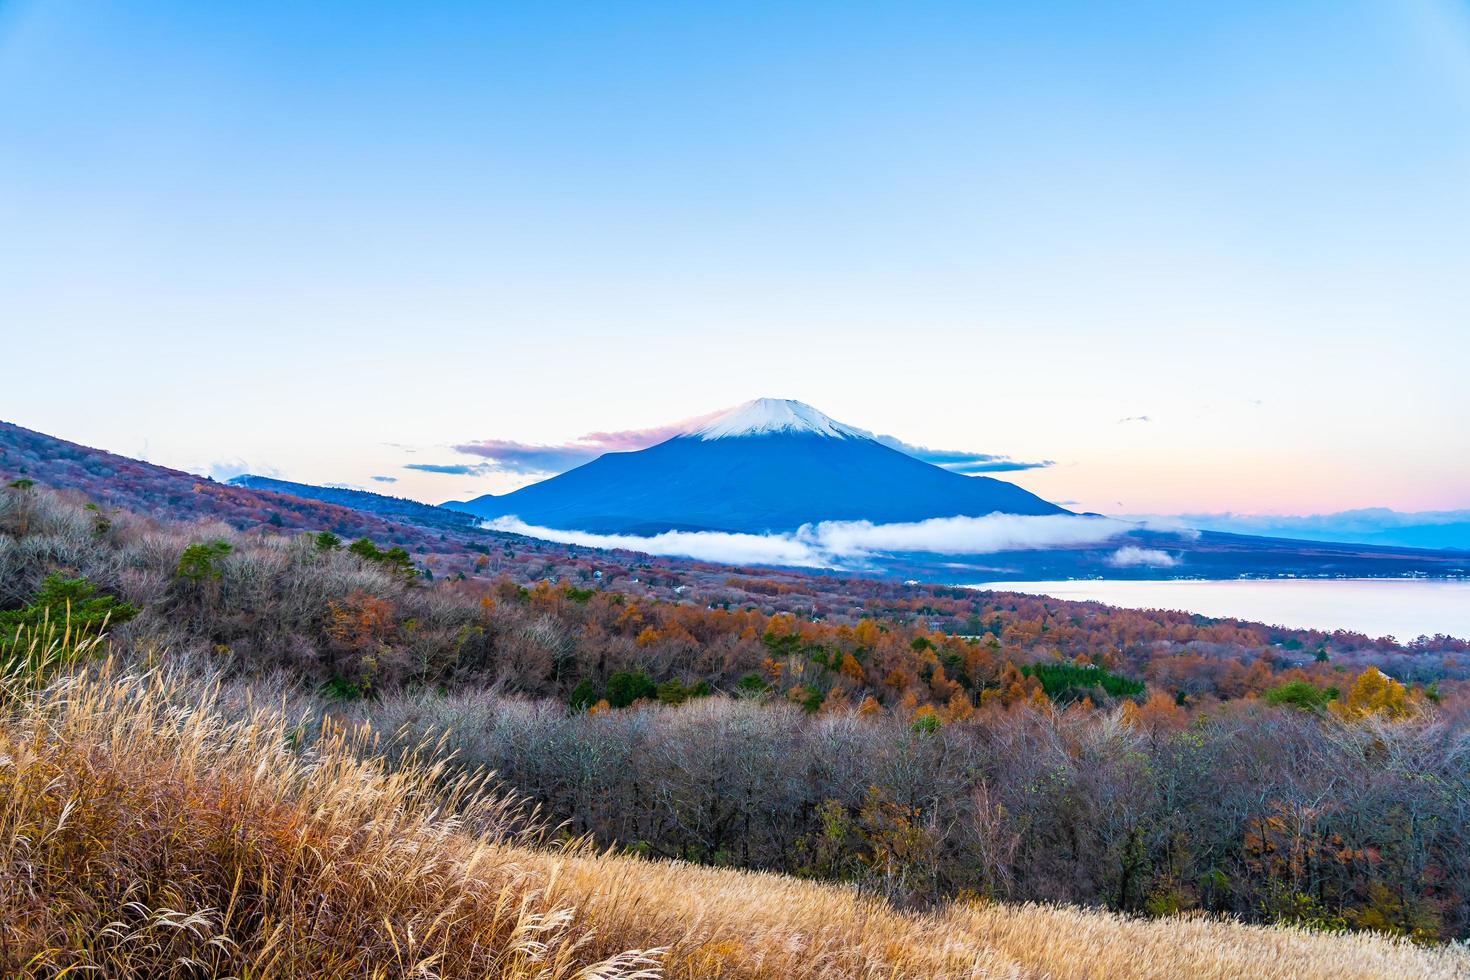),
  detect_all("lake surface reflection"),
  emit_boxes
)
[967,578,1470,641]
